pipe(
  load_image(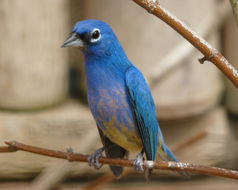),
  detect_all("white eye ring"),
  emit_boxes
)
[90,28,101,43]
